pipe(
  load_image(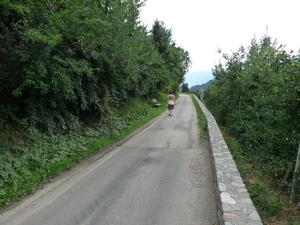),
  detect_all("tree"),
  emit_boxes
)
[181,82,189,92]
[0,0,191,133]
[0,0,149,131]
[150,20,191,93]
[204,34,300,200]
